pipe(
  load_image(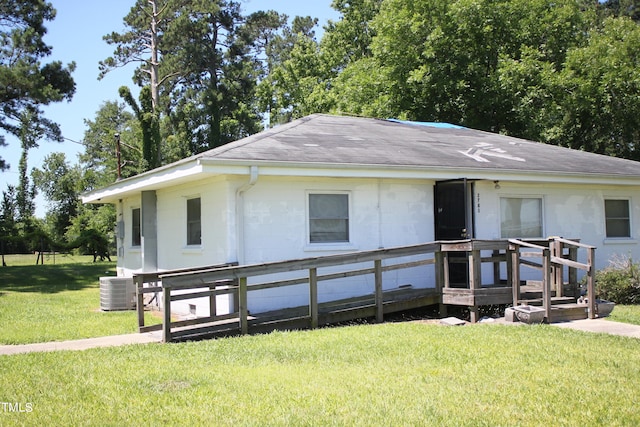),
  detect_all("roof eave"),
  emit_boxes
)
[200,158,640,186]
[81,160,205,204]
